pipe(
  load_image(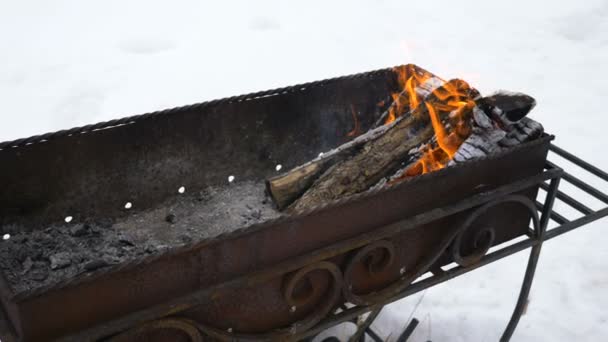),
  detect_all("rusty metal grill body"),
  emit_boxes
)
[0,66,606,341]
